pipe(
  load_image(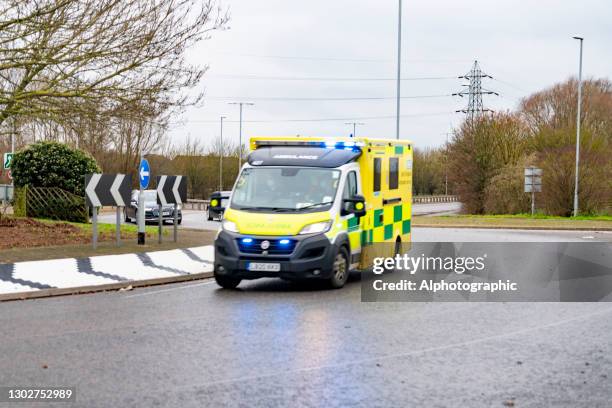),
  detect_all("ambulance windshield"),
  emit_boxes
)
[230,167,340,212]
